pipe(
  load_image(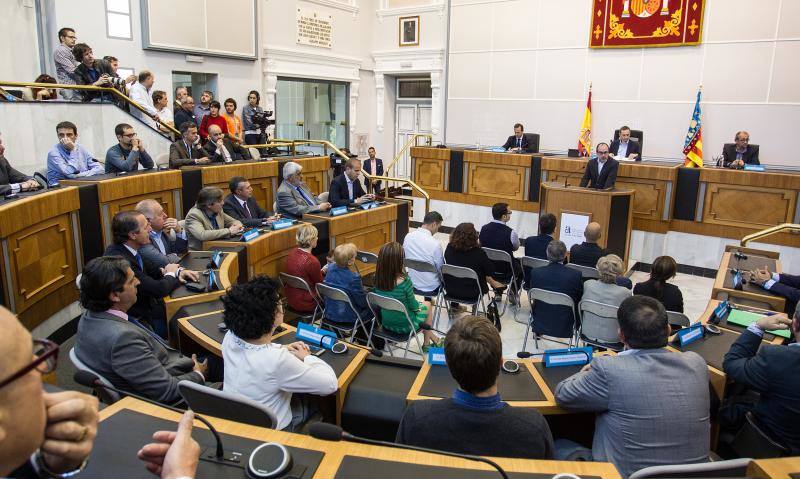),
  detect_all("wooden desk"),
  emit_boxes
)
[92,397,623,478]
[163,250,238,322]
[748,457,800,479]
[203,223,303,279]
[0,188,82,329]
[712,252,785,311]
